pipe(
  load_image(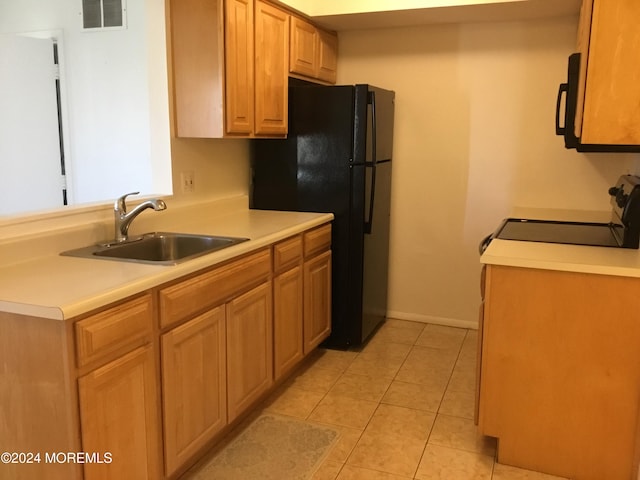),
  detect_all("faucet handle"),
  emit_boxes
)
[115,191,140,213]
